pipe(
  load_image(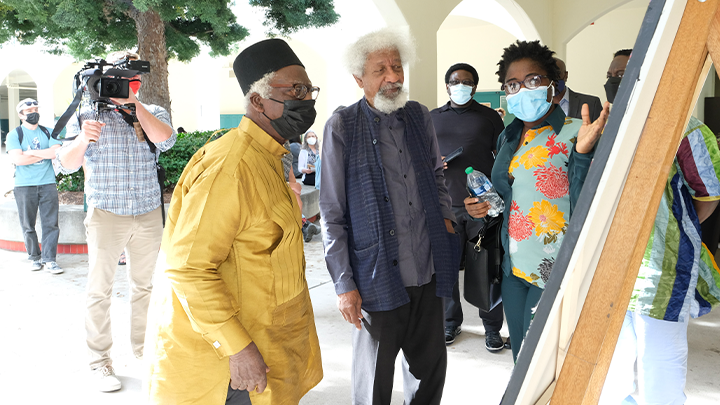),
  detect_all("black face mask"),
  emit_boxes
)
[604,76,623,104]
[24,112,40,125]
[264,99,316,140]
